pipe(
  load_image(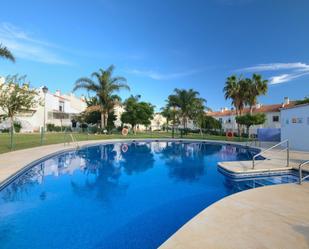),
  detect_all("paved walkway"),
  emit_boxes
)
[219,148,309,174]
[160,183,309,249]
